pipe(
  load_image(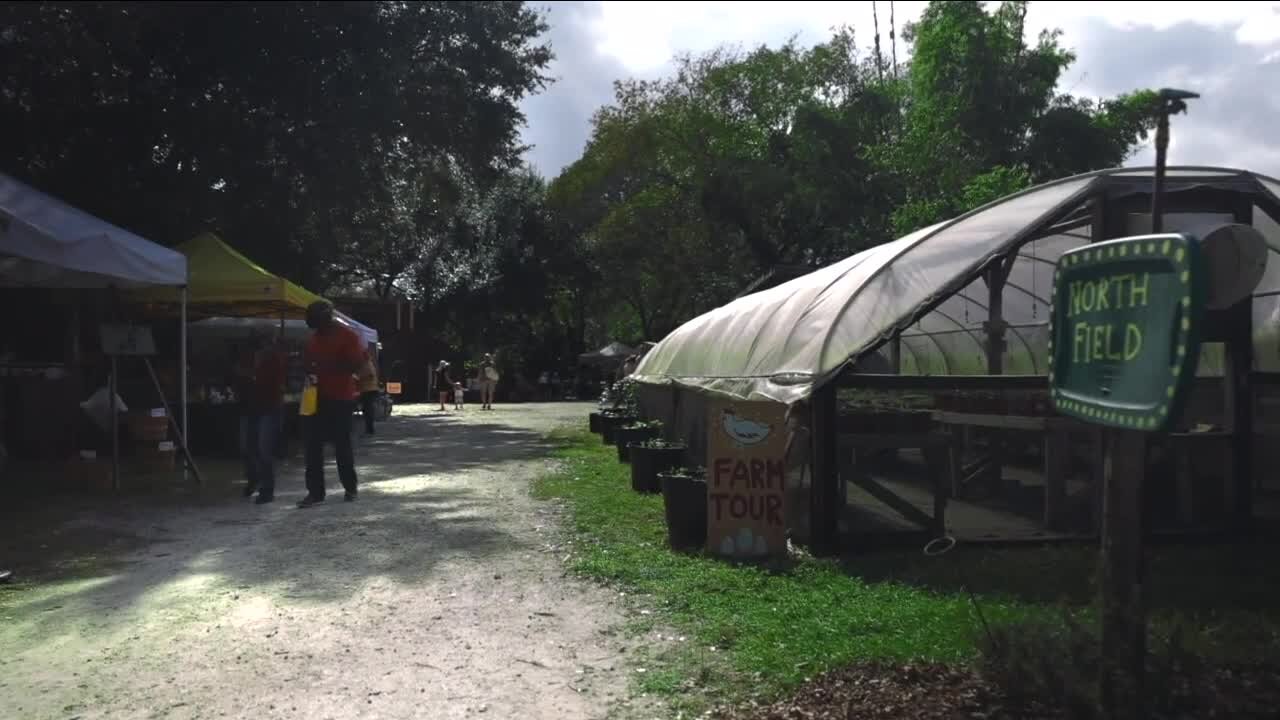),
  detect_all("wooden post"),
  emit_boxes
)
[1099,430,1147,720]
[984,262,1011,375]
[809,382,840,556]
[1224,297,1254,530]
[1043,428,1068,532]
[888,333,902,374]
